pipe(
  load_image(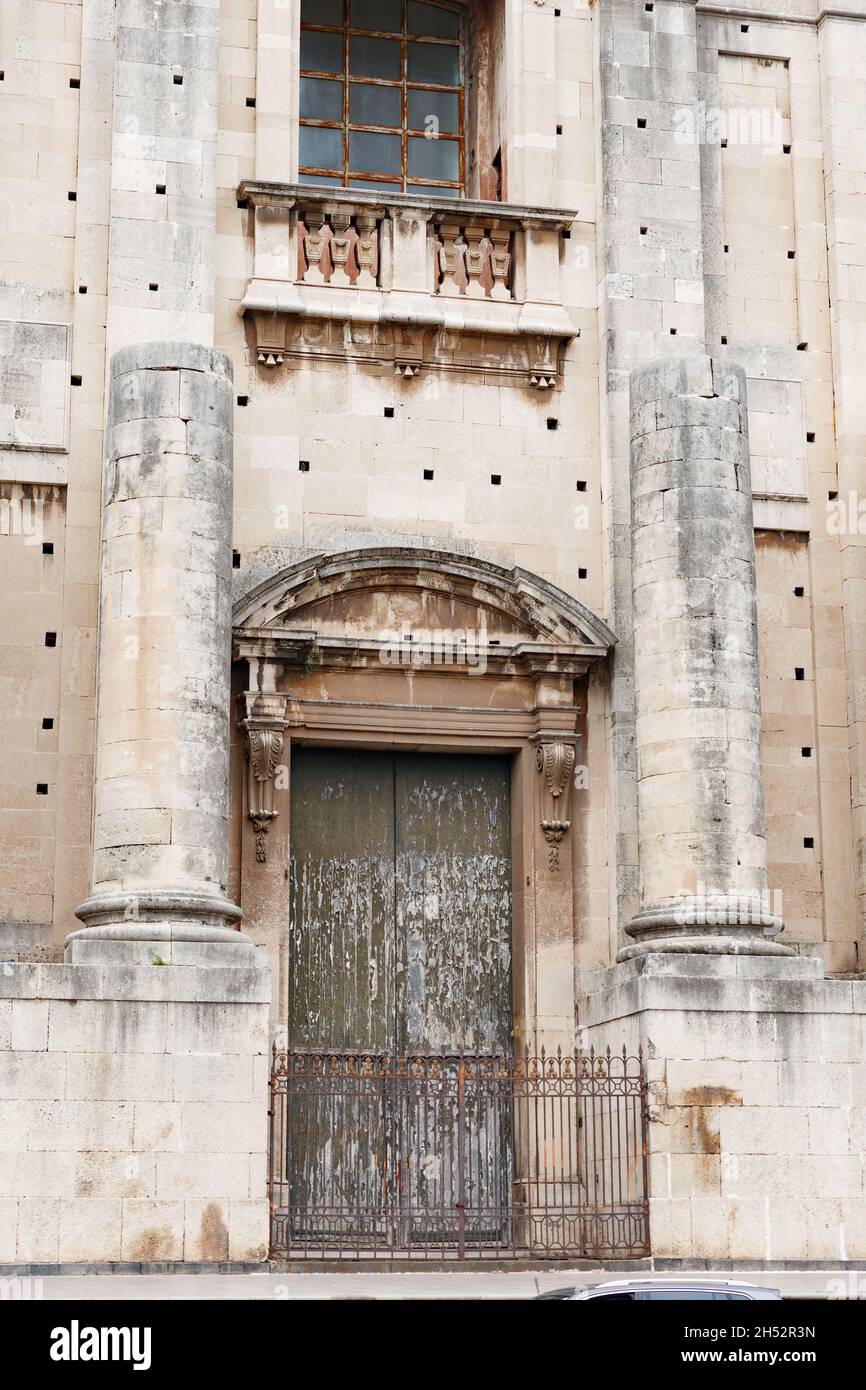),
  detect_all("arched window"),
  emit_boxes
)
[299,0,465,197]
